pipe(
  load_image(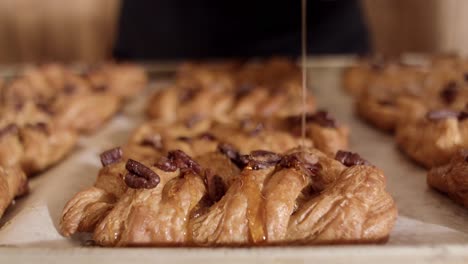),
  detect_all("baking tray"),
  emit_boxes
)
[0,60,467,264]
